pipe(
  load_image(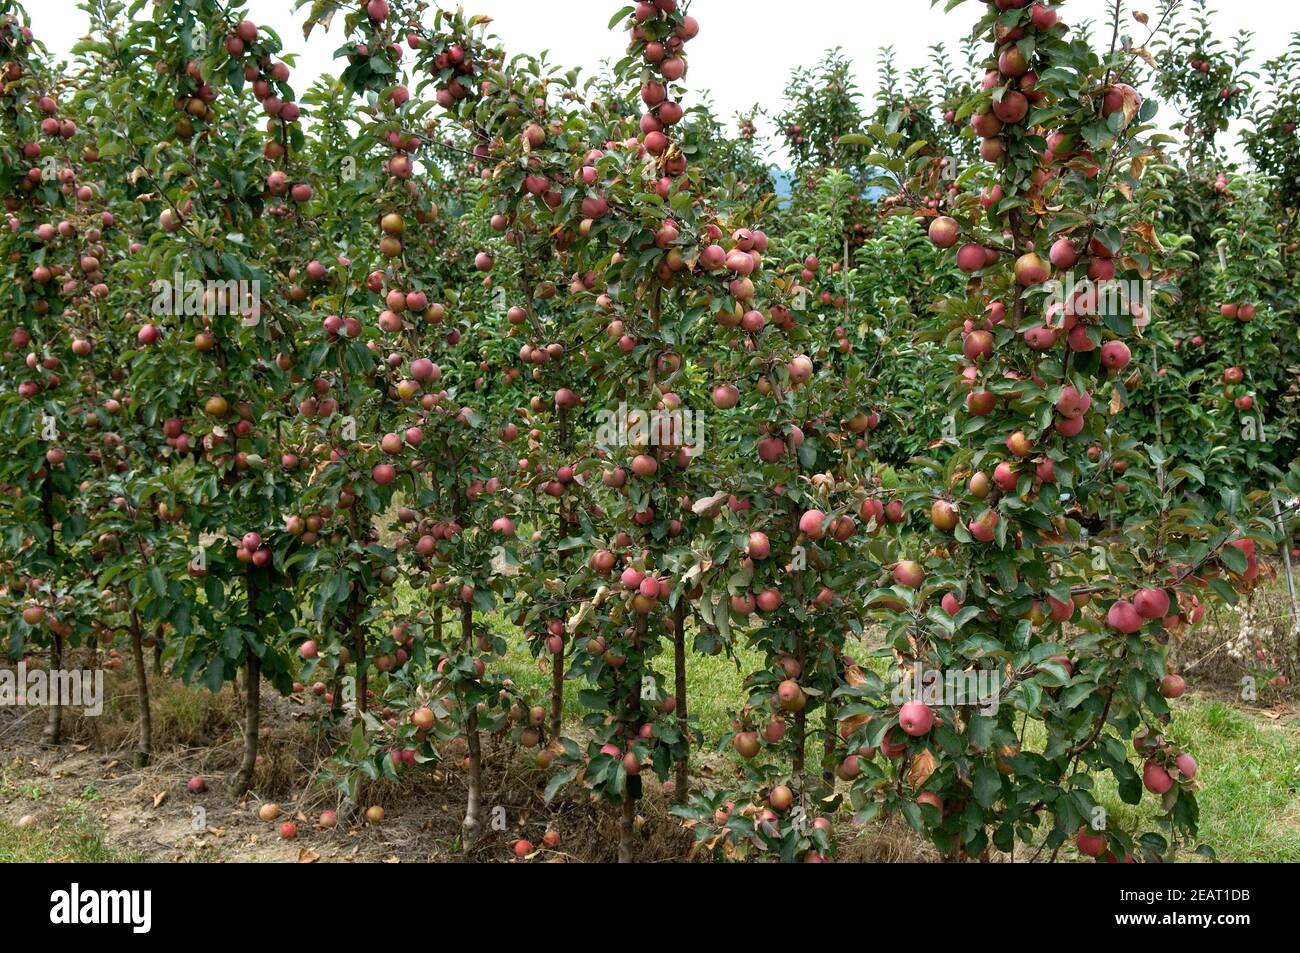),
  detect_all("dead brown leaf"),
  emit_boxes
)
[1132,46,1159,70]
[1121,255,1151,279]
[841,712,872,735]
[1133,220,1162,251]
[908,748,938,789]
